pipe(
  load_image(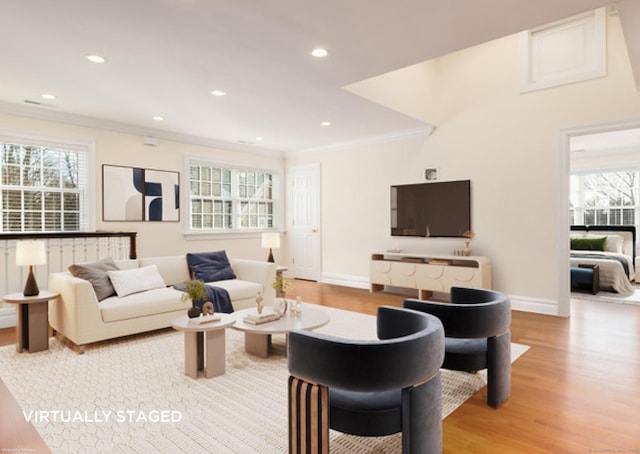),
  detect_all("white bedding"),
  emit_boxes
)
[570,251,635,295]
